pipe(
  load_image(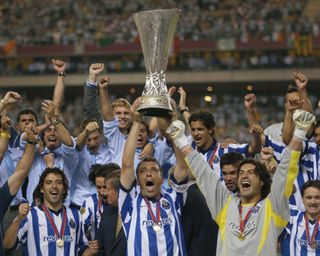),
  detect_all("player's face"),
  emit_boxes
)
[86,130,102,154]
[138,161,163,200]
[222,164,238,192]
[44,125,61,150]
[137,123,148,149]
[95,177,108,204]
[303,186,320,220]
[190,121,214,150]
[113,106,132,131]
[17,114,37,133]
[314,127,320,146]
[105,179,119,207]
[238,163,263,204]
[41,173,66,210]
